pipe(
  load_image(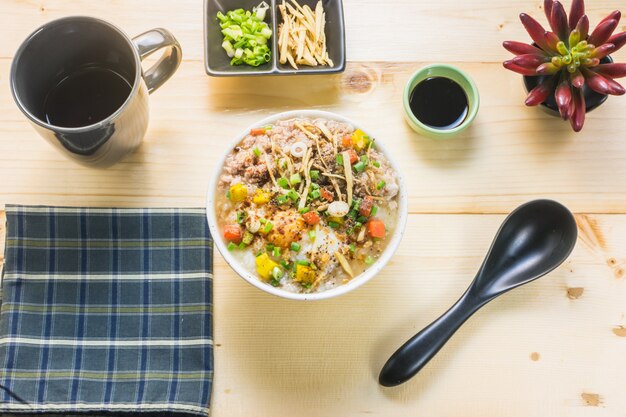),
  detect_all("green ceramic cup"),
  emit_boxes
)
[403,64,480,139]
